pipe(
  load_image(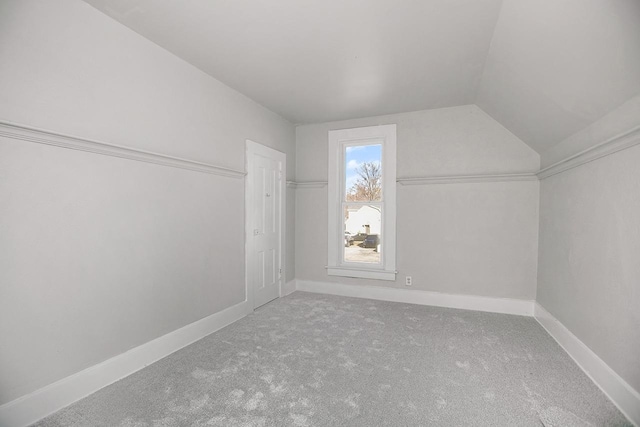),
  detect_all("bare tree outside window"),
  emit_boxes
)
[346,161,382,202]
